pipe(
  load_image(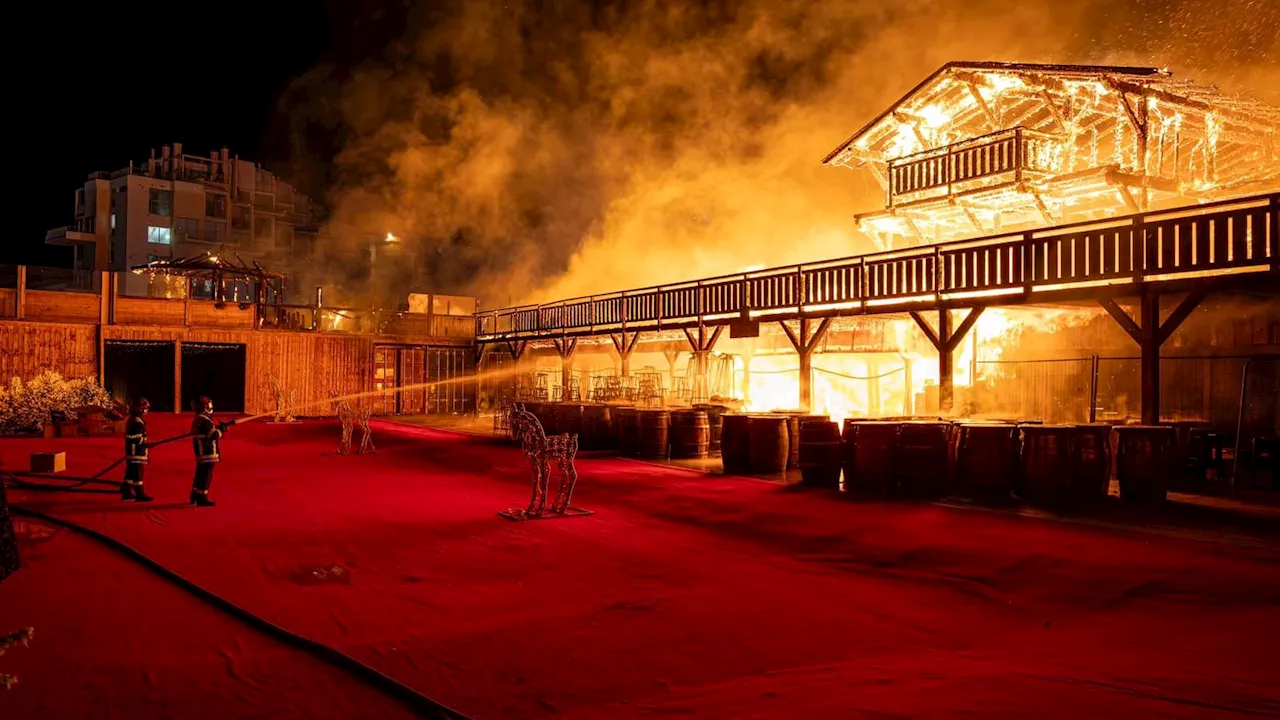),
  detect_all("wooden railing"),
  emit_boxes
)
[476,193,1279,341]
[887,127,1060,206]
[0,267,475,341]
